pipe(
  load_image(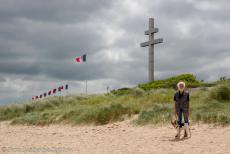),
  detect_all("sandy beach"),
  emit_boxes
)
[1,119,230,154]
